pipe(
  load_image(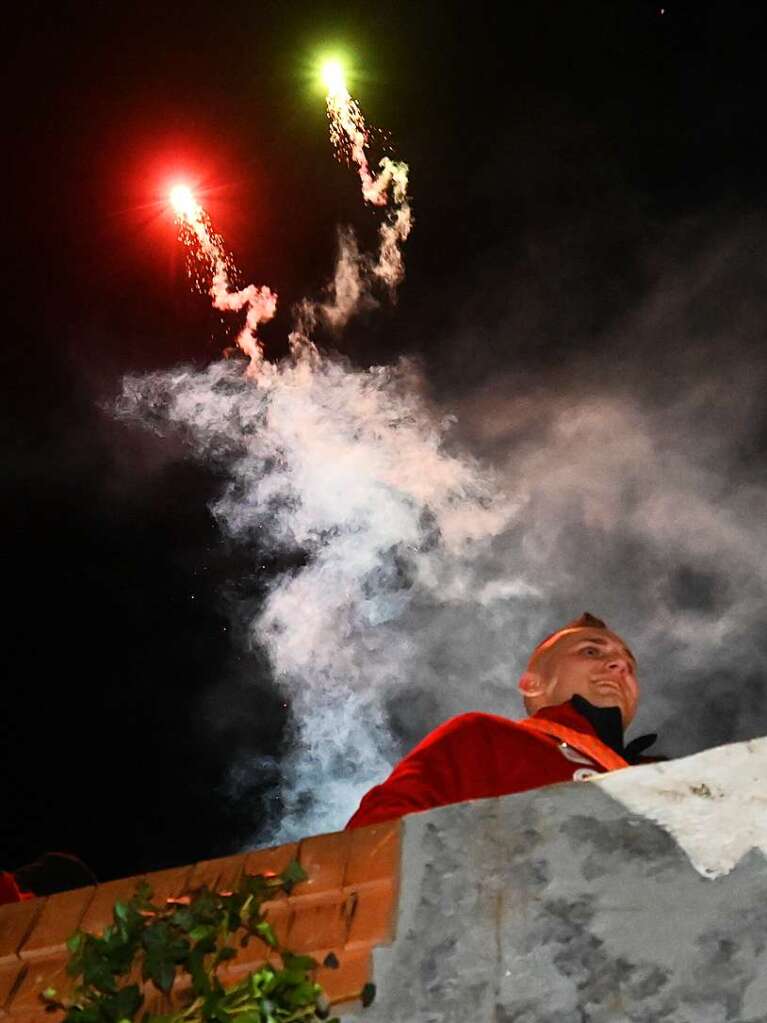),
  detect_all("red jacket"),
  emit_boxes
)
[346,700,631,829]
[0,871,33,906]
